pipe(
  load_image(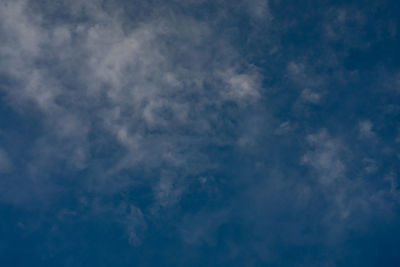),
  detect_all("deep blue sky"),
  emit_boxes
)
[1,0,400,266]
